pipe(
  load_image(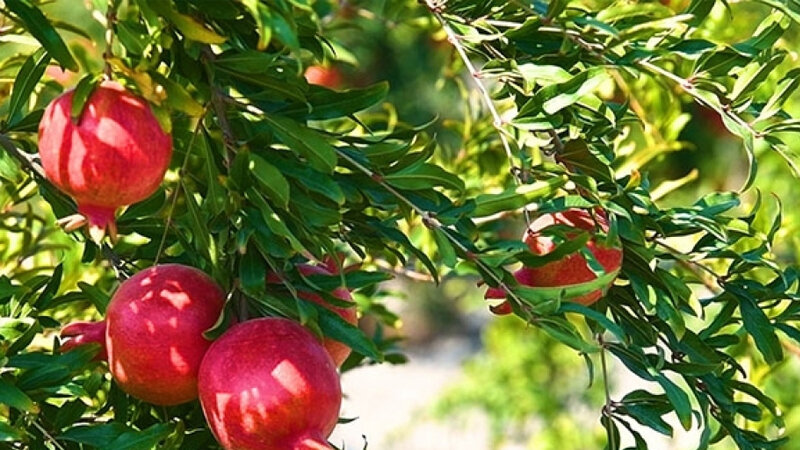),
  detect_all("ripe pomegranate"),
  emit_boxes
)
[198,318,342,450]
[485,208,623,314]
[60,264,225,405]
[38,80,172,238]
[304,65,344,89]
[267,263,358,367]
